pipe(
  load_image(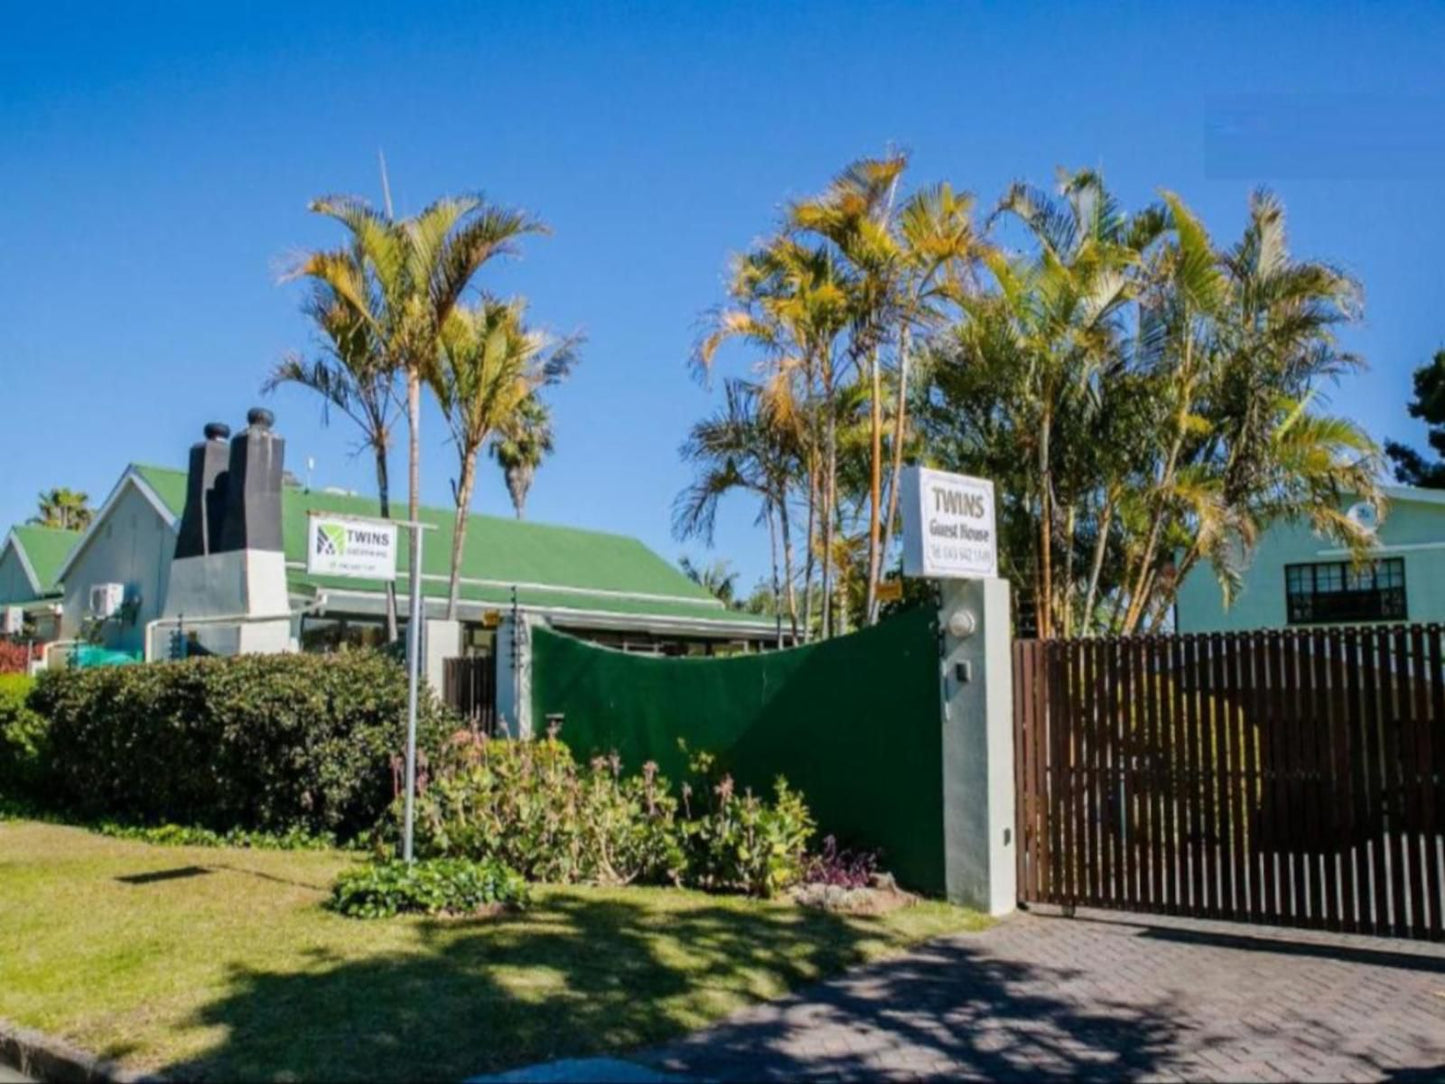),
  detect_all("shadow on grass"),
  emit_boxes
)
[160,893,925,1082]
[153,894,1202,1083]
